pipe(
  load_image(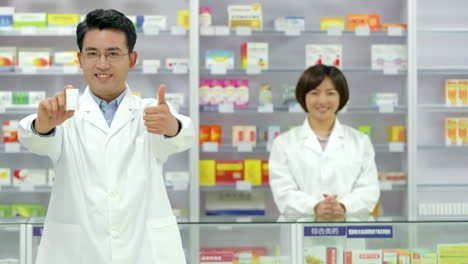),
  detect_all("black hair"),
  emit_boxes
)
[76,9,136,52]
[295,64,349,112]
